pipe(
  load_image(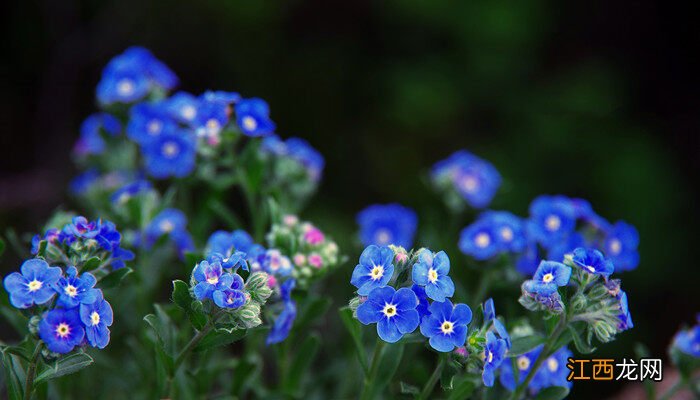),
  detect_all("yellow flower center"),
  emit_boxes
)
[542,273,554,283]
[460,175,478,193]
[116,79,135,96]
[64,285,78,297]
[545,215,561,232]
[547,358,558,372]
[441,321,454,334]
[206,276,219,285]
[382,304,397,318]
[55,323,71,338]
[90,311,100,326]
[517,356,531,370]
[206,119,220,133]
[181,105,196,120]
[159,220,174,233]
[27,280,43,292]
[375,229,391,245]
[370,266,384,281]
[428,268,439,284]
[162,142,179,158]
[609,239,622,255]
[475,232,491,248]
[147,119,162,135]
[487,351,494,363]
[242,116,257,131]
[500,227,514,242]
